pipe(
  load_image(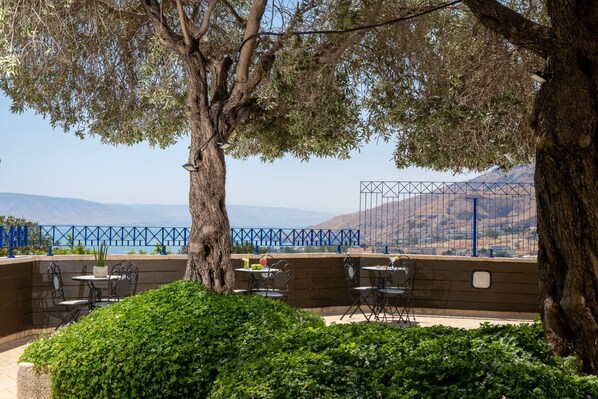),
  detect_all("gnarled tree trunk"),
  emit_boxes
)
[534,30,598,373]
[181,53,234,293]
[464,0,598,375]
